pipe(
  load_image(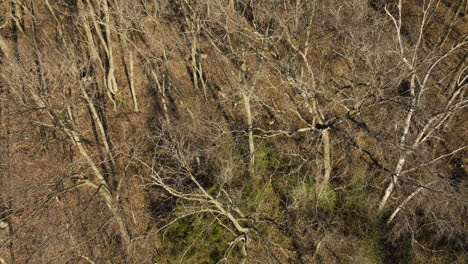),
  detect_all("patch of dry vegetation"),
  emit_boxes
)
[0,0,466,263]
